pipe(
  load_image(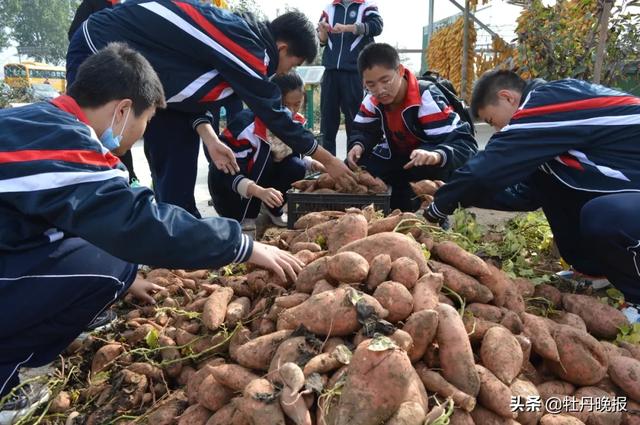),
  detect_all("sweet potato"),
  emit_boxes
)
[327,251,369,283]
[478,264,524,313]
[432,241,491,278]
[510,378,543,425]
[148,391,189,425]
[294,249,323,266]
[412,272,444,312]
[609,356,640,402]
[390,329,414,352]
[515,334,532,362]
[534,283,563,308]
[278,287,388,336]
[177,404,212,425]
[389,257,420,289]
[374,281,414,323]
[569,386,621,424]
[225,297,250,327]
[327,213,368,253]
[367,253,393,290]
[294,212,330,230]
[334,338,426,425]
[202,286,234,331]
[415,363,476,412]
[91,343,124,375]
[500,310,524,334]
[513,277,536,298]
[476,364,517,418]
[206,399,249,425]
[449,409,475,425]
[368,215,404,235]
[464,315,502,345]
[430,260,493,304]
[601,341,633,362]
[317,173,336,189]
[295,257,330,293]
[480,326,523,385]
[268,336,320,382]
[436,303,481,397]
[385,401,426,425]
[210,364,260,392]
[470,405,519,425]
[239,379,286,425]
[232,330,293,371]
[536,380,575,401]
[291,242,322,254]
[402,309,439,362]
[312,279,335,295]
[303,352,341,376]
[275,293,310,309]
[292,179,316,192]
[468,303,504,322]
[546,325,609,386]
[539,414,586,425]
[550,312,587,333]
[410,179,441,197]
[562,293,629,339]
[197,375,234,412]
[338,232,429,275]
[522,312,561,362]
[290,221,334,246]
